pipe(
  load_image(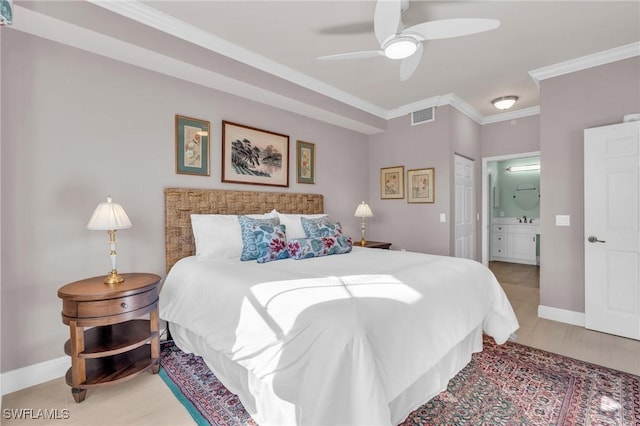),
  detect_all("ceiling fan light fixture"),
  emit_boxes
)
[383,37,418,60]
[492,95,519,110]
